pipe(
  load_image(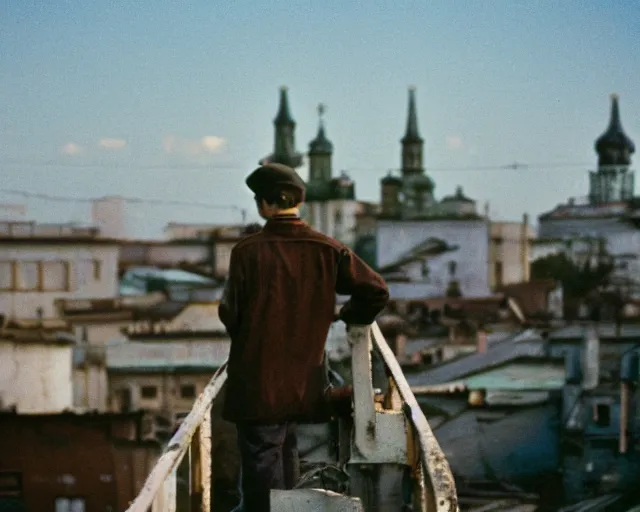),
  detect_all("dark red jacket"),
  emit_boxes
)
[218,216,389,423]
